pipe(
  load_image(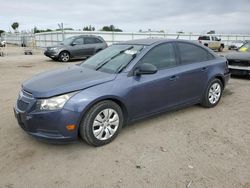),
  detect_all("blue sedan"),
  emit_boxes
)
[14,39,230,146]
